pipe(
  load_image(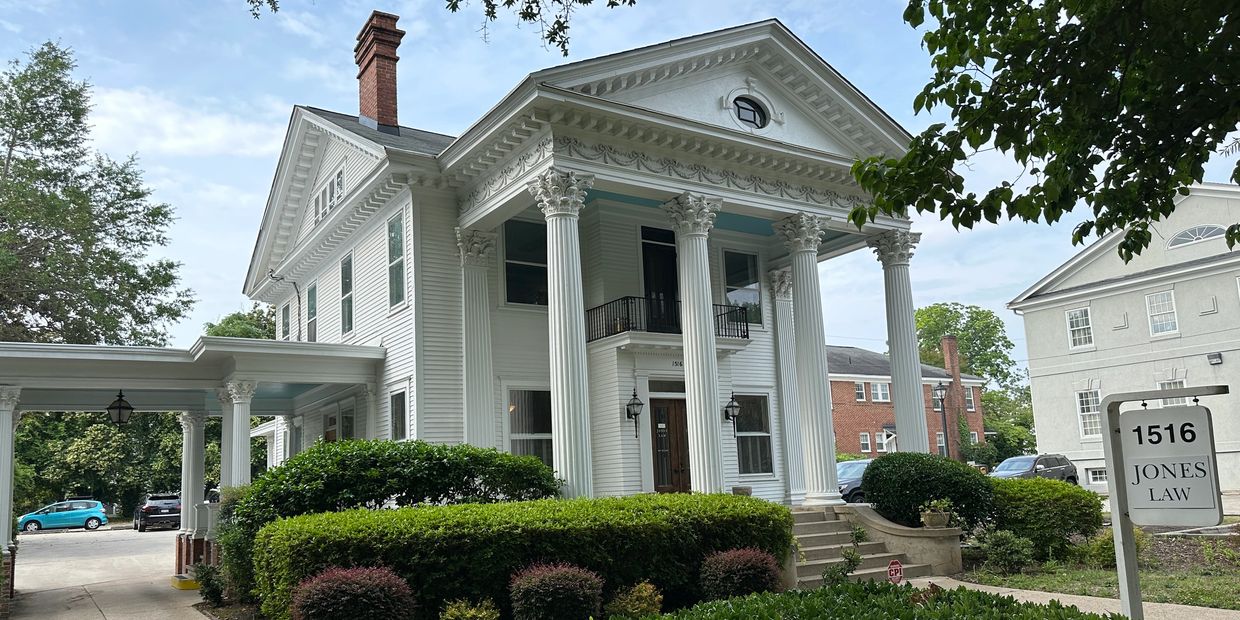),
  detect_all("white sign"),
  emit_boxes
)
[1118,405,1222,527]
